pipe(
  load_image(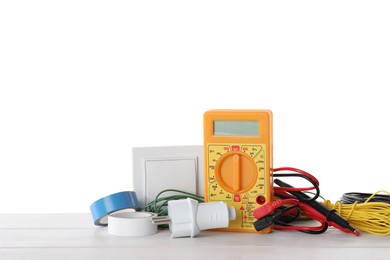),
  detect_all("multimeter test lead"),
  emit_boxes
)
[253,167,360,236]
[274,179,360,236]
